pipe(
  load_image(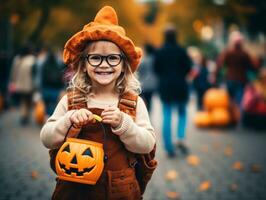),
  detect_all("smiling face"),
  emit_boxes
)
[84,41,124,89]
